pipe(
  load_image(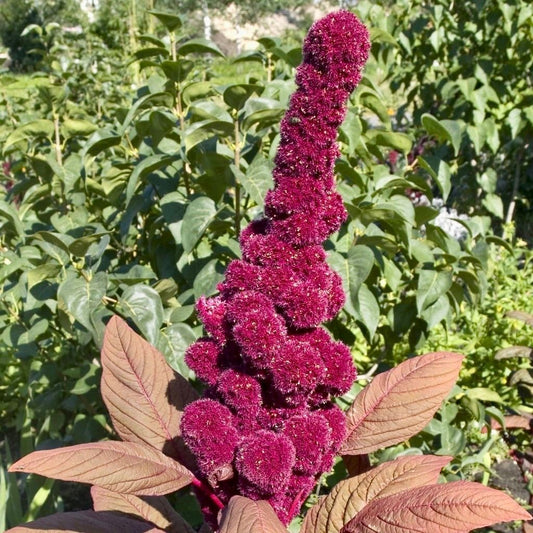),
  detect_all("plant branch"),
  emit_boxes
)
[191,477,225,510]
[505,147,524,225]
[234,117,241,238]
